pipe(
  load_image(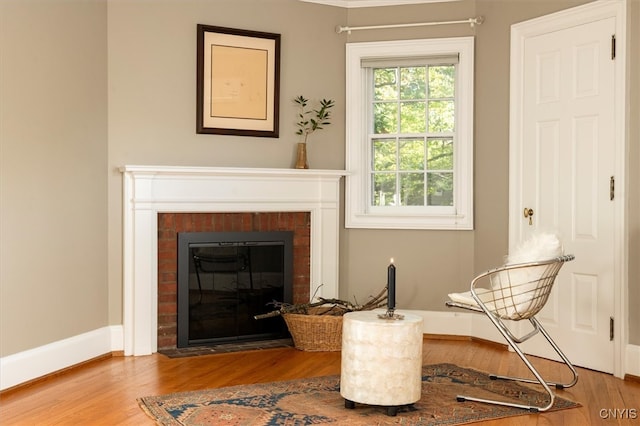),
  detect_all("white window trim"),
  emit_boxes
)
[345,37,474,230]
